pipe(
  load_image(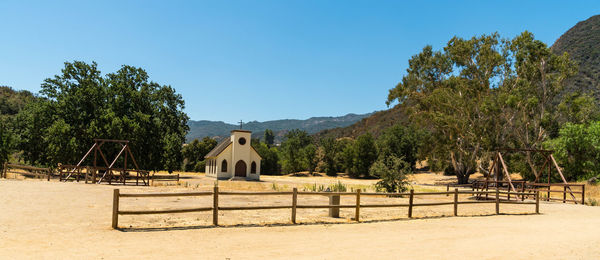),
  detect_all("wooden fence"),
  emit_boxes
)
[112,186,539,229]
[467,180,585,204]
[58,164,151,186]
[150,173,180,185]
[2,163,52,180]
